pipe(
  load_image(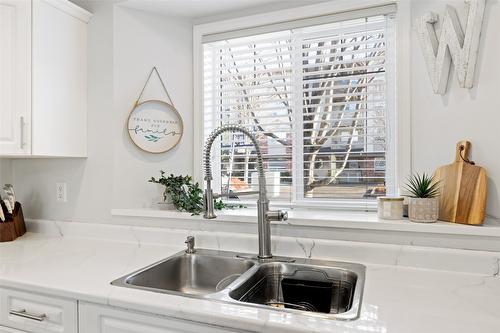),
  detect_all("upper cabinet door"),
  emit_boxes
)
[32,0,89,157]
[0,0,31,156]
